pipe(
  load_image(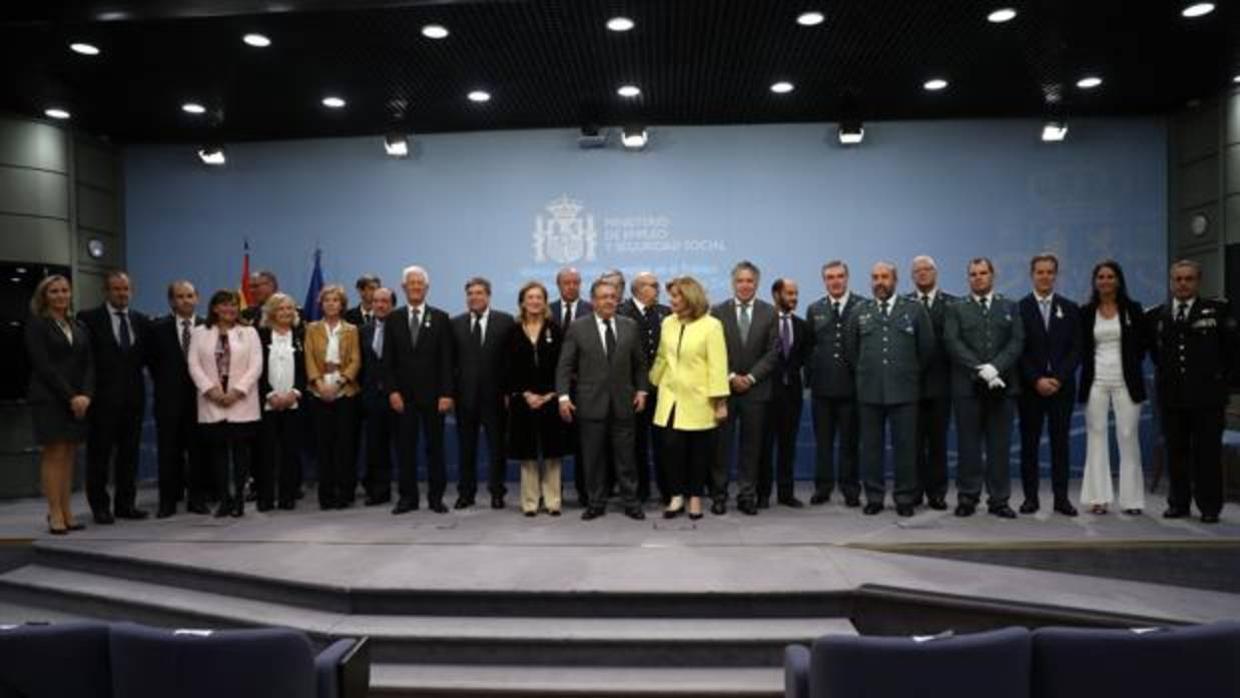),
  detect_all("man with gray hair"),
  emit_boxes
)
[618,271,672,504]
[906,255,956,510]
